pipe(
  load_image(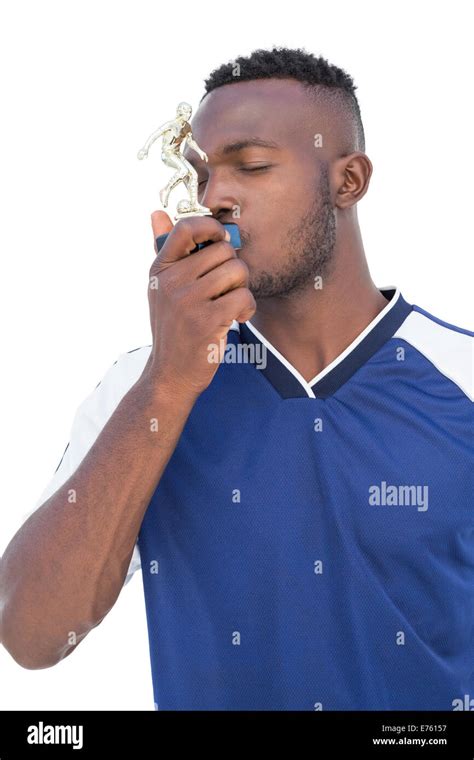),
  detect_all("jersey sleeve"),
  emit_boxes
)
[21,347,152,587]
